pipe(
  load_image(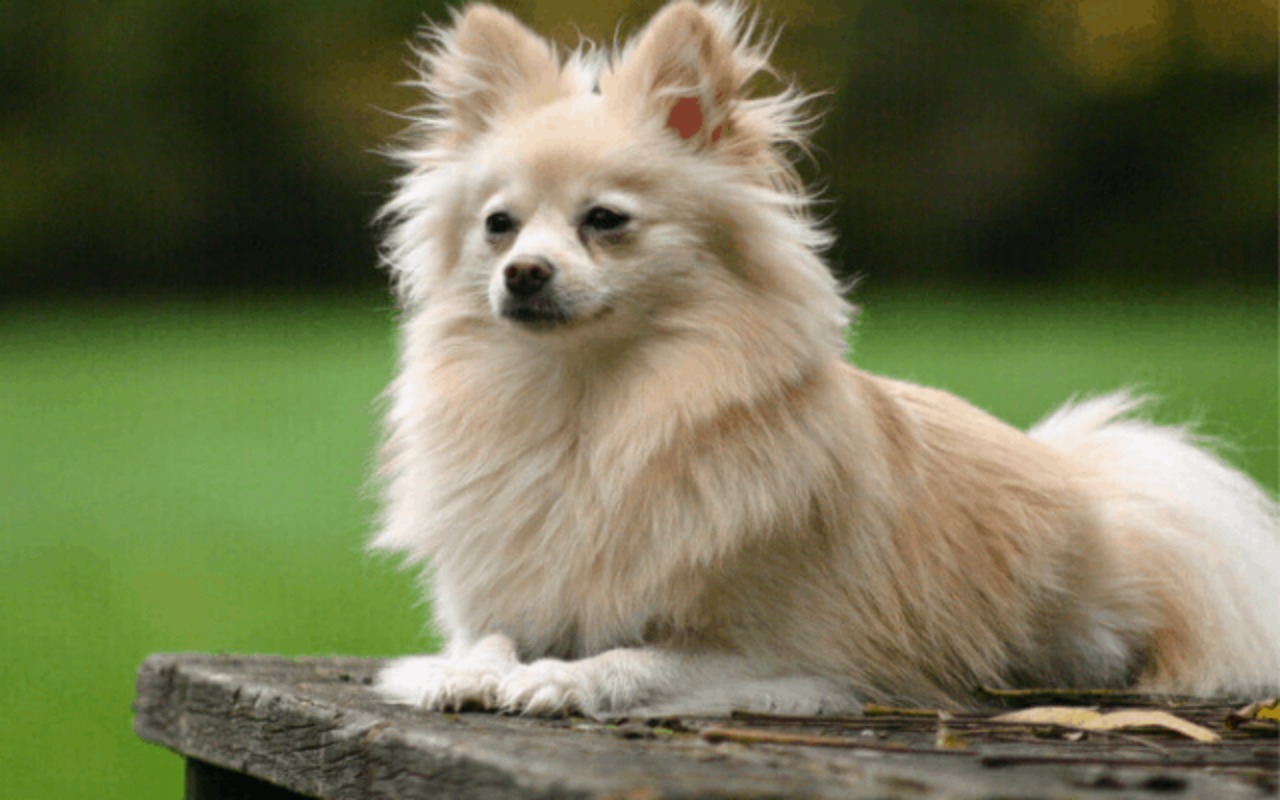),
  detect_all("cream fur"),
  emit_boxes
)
[371,1,1280,716]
